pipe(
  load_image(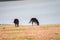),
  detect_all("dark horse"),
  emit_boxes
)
[29,18,39,26]
[14,19,19,27]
